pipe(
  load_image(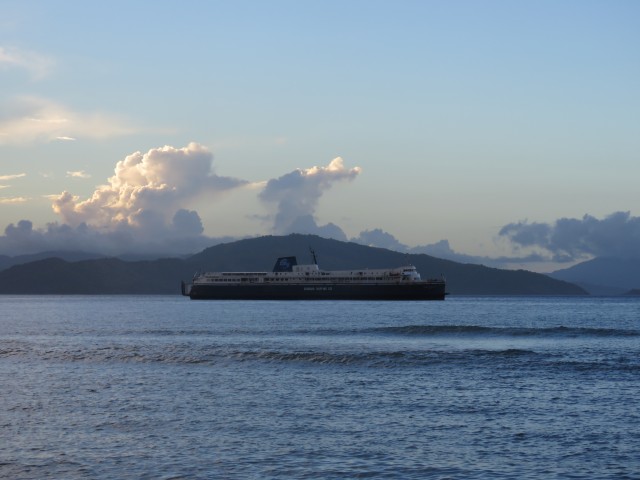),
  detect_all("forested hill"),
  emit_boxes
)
[0,234,586,295]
